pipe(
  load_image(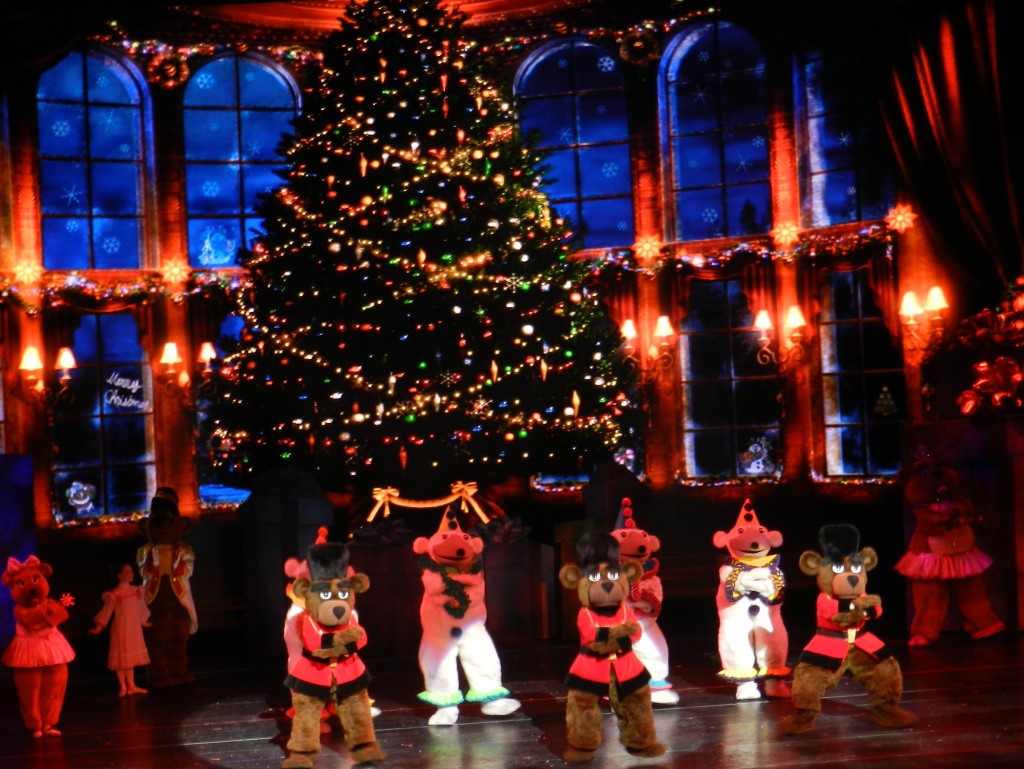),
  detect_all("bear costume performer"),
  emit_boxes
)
[136,487,197,688]
[413,508,521,726]
[896,454,1004,646]
[281,538,383,767]
[2,555,76,737]
[610,498,679,704]
[712,498,791,700]
[778,524,918,735]
[558,532,665,763]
